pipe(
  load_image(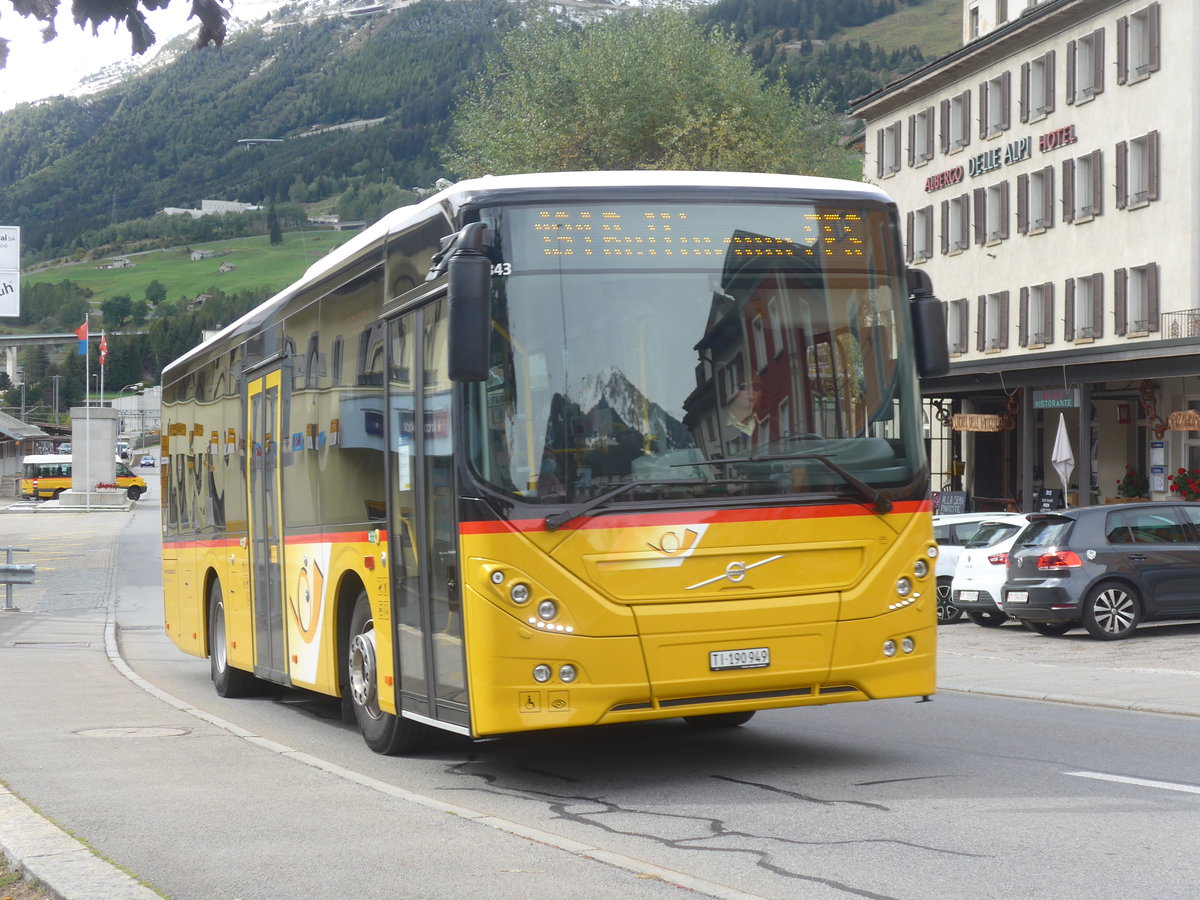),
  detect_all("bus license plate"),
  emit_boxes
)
[1006,592,1028,603]
[710,647,770,671]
